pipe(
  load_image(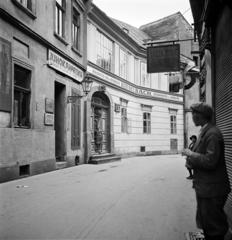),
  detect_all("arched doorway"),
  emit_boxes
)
[90,92,110,154]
